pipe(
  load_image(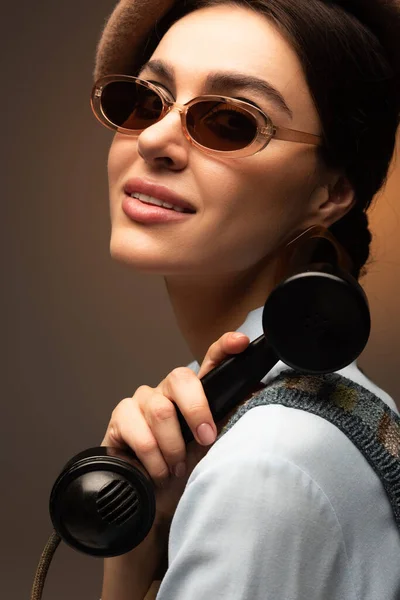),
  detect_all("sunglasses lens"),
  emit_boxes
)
[99,80,259,152]
[101,80,164,129]
[187,101,258,151]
